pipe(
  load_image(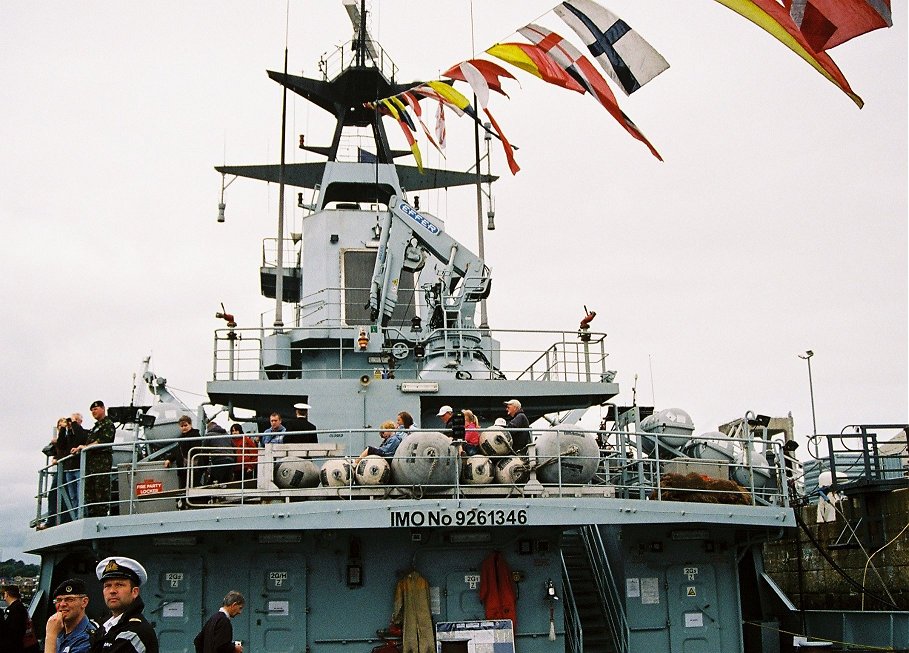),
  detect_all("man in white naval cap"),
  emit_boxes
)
[89,557,158,653]
[283,402,317,444]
